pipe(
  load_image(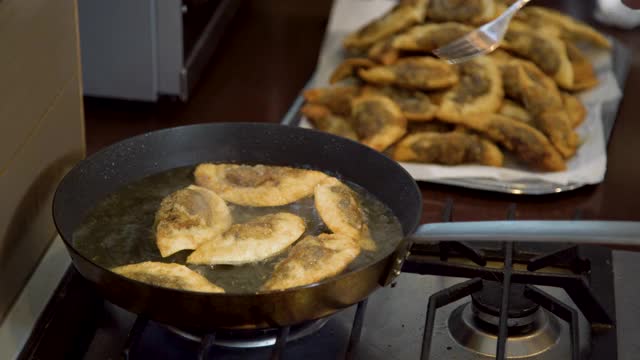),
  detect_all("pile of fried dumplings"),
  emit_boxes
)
[302,0,612,172]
